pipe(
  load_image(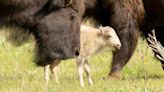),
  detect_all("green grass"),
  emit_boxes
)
[0,28,164,92]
